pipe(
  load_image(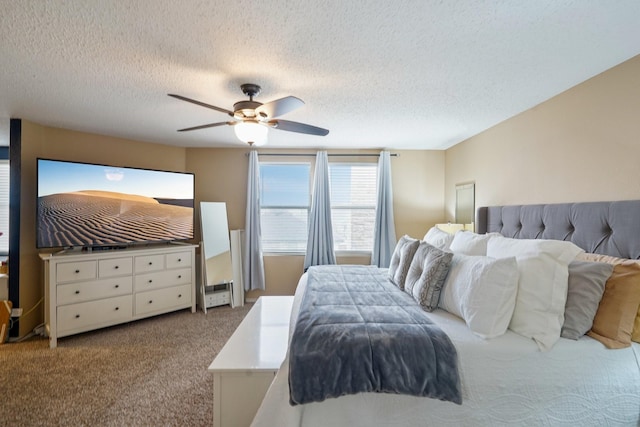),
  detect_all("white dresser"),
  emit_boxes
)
[41,243,197,348]
[208,296,293,427]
